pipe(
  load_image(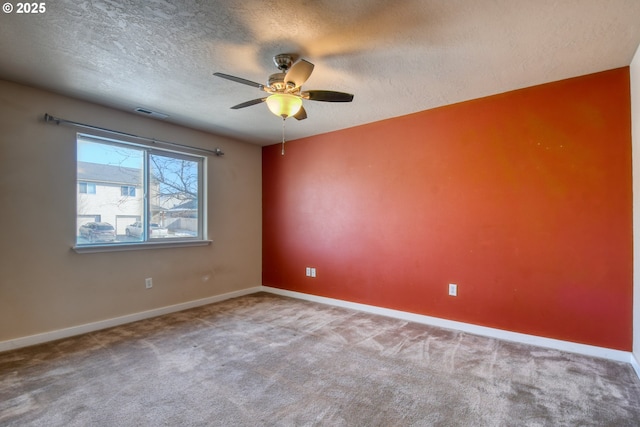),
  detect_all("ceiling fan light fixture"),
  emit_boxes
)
[266,93,302,119]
